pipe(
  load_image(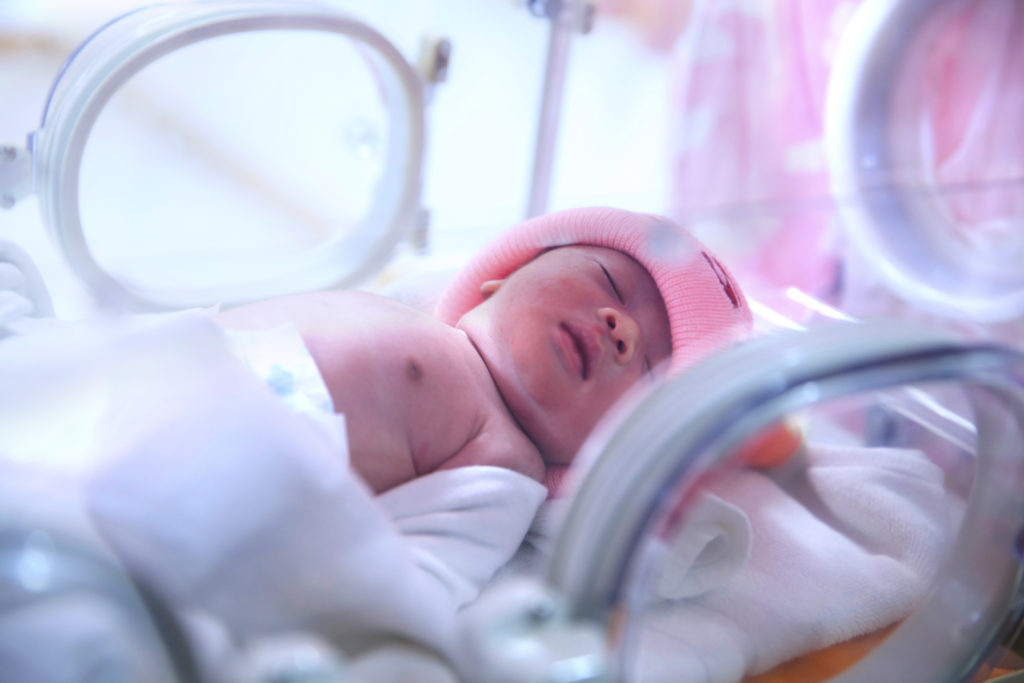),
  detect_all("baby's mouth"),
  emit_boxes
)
[560,323,591,380]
